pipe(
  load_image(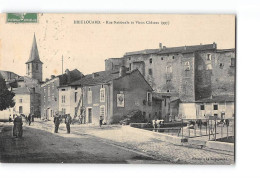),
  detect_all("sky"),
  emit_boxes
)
[0,14,235,80]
